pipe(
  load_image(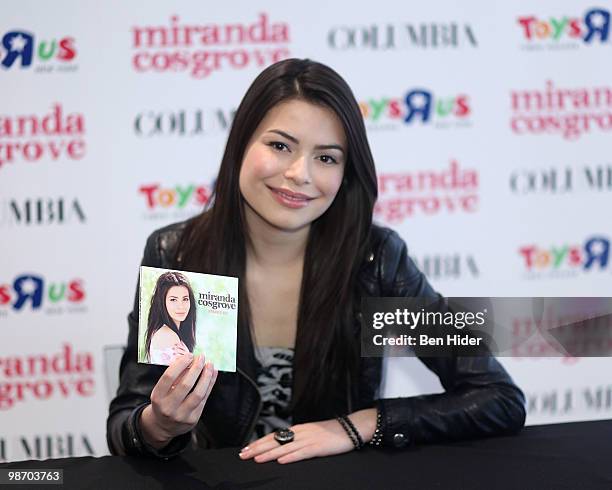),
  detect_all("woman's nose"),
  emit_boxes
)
[284,155,312,185]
